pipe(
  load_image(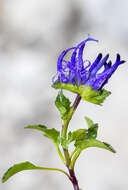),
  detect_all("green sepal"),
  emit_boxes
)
[74,139,116,153]
[55,90,71,119]
[52,83,111,105]
[25,125,60,145]
[87,88,111,105]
